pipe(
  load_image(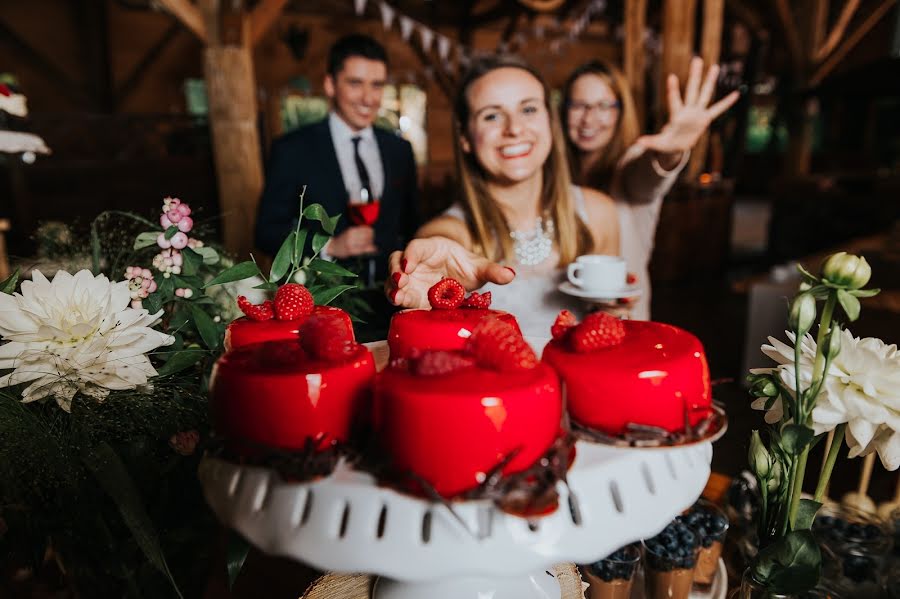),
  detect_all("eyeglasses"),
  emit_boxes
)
[567,100,621,116]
